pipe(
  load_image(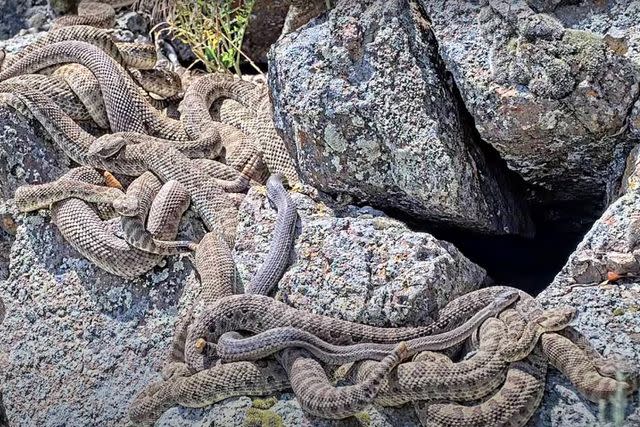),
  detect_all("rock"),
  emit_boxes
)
[0,107,70,200]
[420,0,640,228]
[115,11,149,35]
[234,186,488,327]
[0,0,46,39]
[269,0,533,236]
[0,200,203,425]
[534,189,640,425]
